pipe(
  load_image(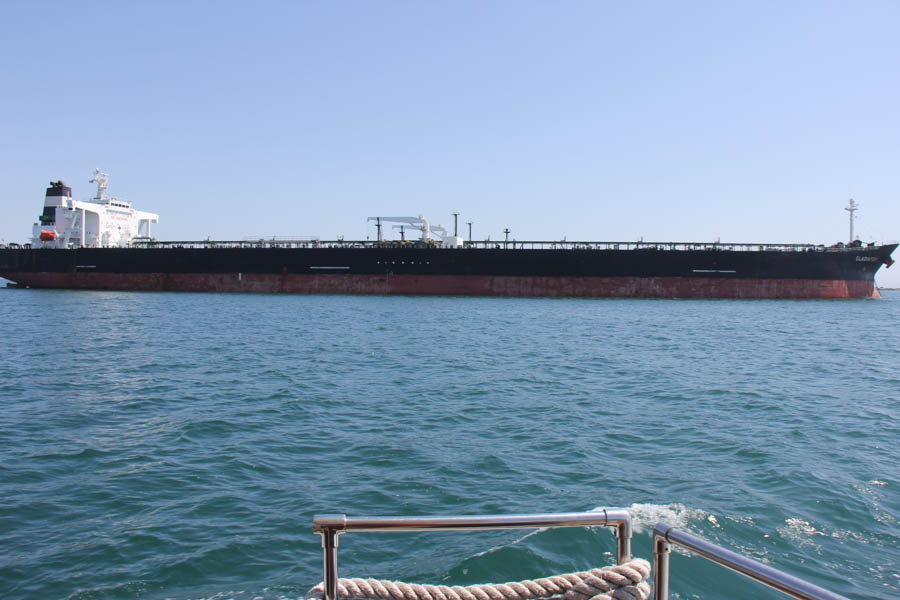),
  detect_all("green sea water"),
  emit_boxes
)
[0,290,897,599]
